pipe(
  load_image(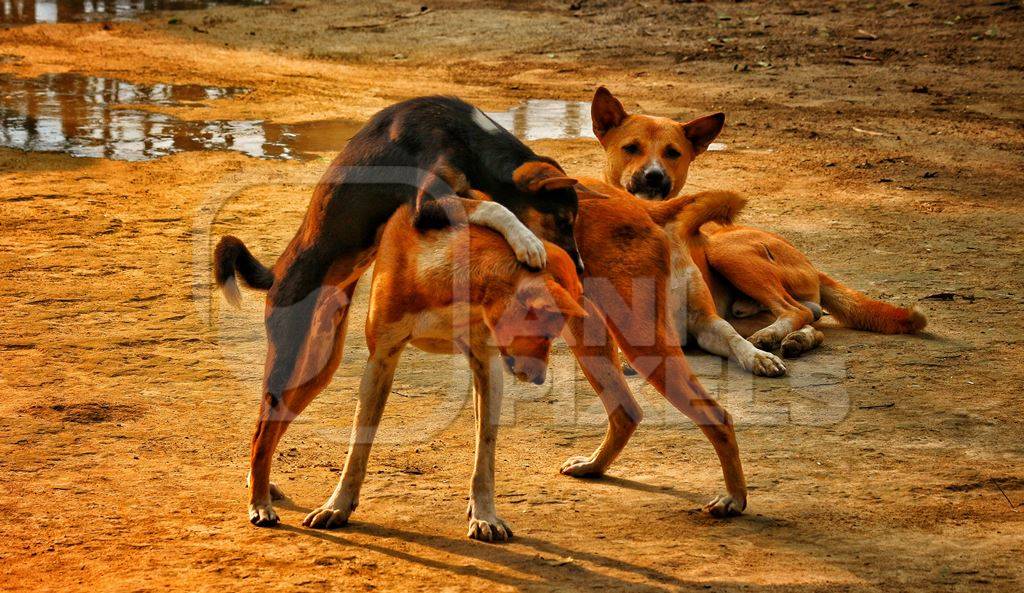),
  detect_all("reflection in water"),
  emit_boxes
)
[0,73,362,161]
[485,100,593,141]
[0,0,267,24]
[484,99,727,151]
